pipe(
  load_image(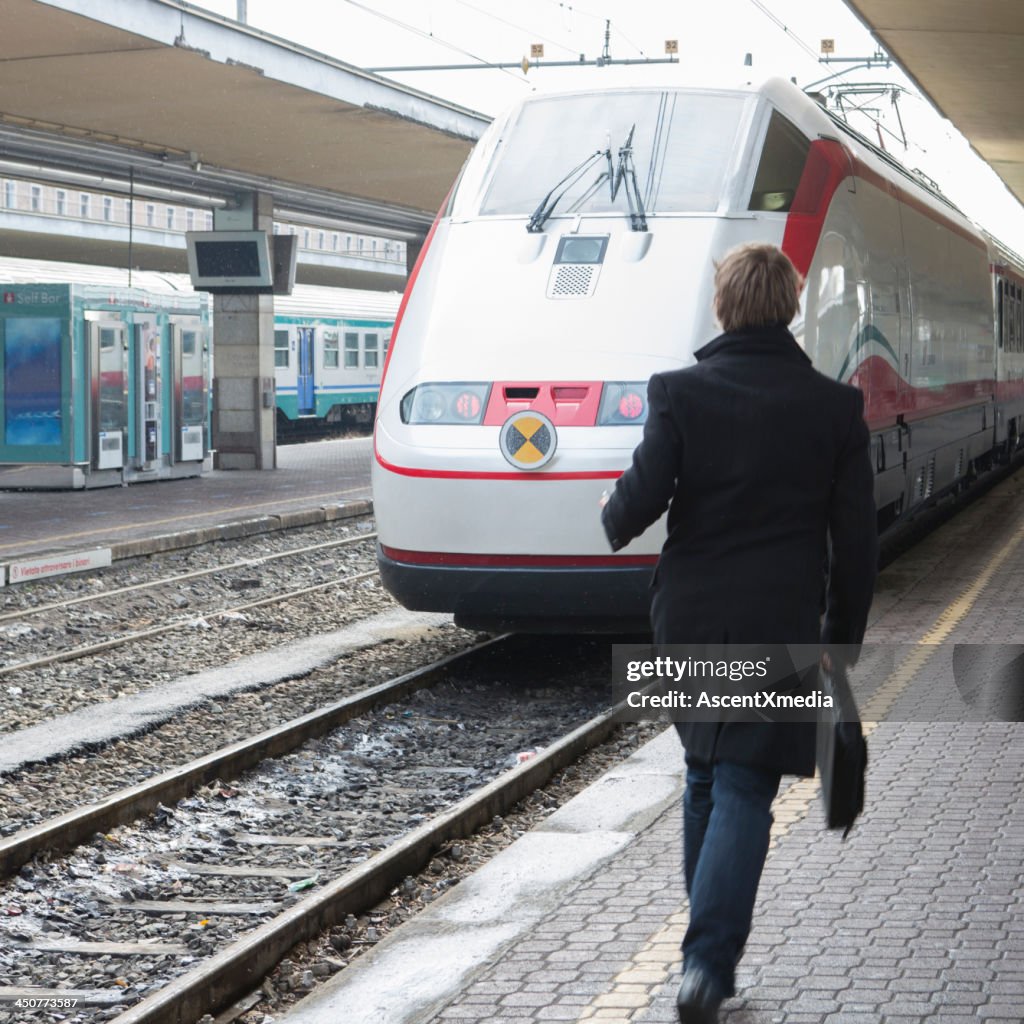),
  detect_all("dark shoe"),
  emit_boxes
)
[676,965,722,1024]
